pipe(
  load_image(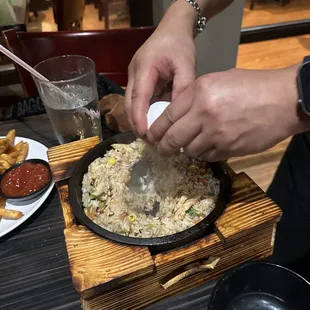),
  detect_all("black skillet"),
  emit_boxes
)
[208,262,310,310]
[69,132,232,253]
